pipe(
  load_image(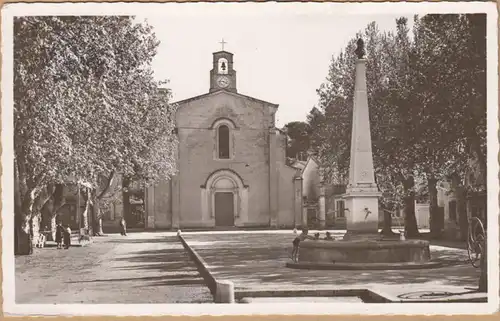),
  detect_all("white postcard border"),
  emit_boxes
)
[2,1,499,316]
